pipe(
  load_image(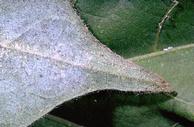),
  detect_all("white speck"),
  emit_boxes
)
[163,46,173,51]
